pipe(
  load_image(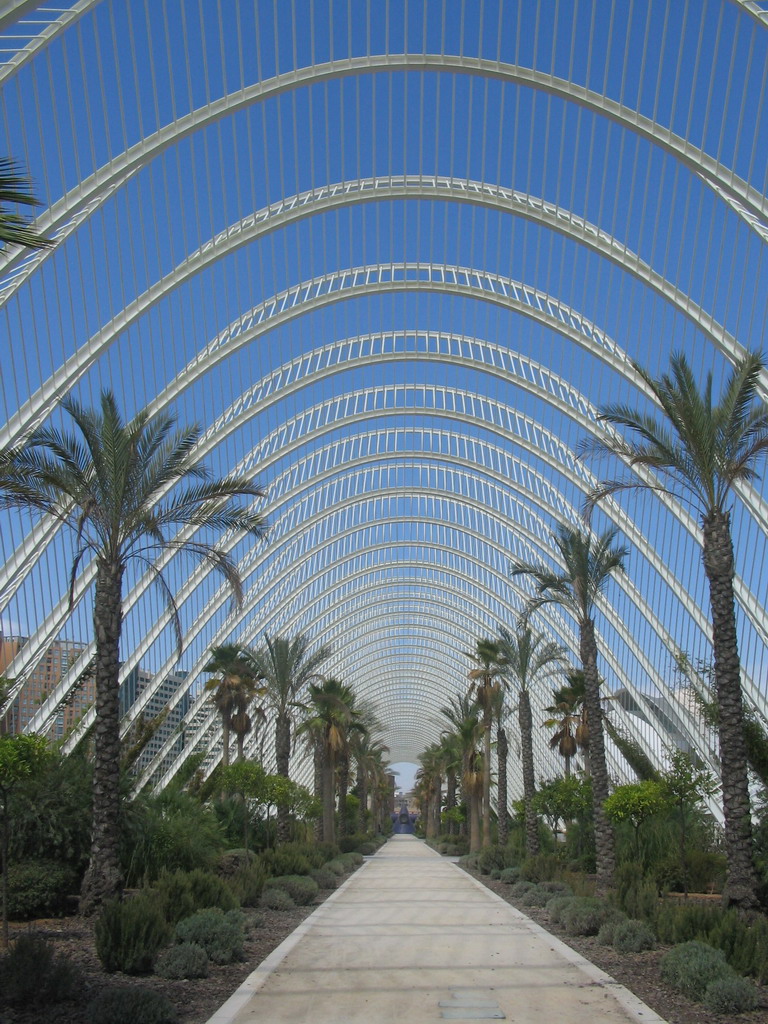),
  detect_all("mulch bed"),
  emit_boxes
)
[468,870,768,1024]
[0,900,322,1024]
